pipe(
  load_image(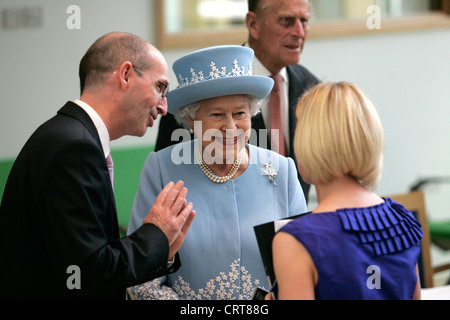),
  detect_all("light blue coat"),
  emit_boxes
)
[127,140,306,300]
